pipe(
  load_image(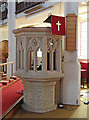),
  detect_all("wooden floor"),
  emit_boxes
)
[11,102,88,119]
